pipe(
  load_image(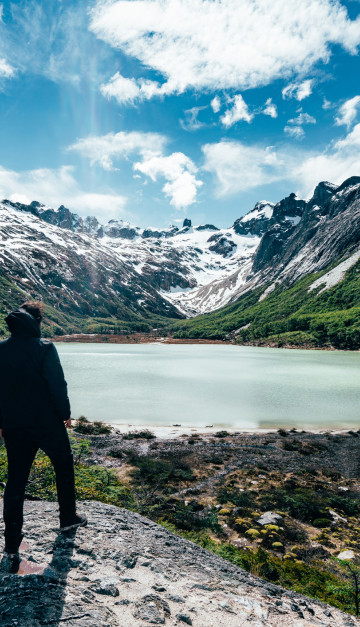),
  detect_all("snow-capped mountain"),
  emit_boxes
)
[1,176,360,325]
